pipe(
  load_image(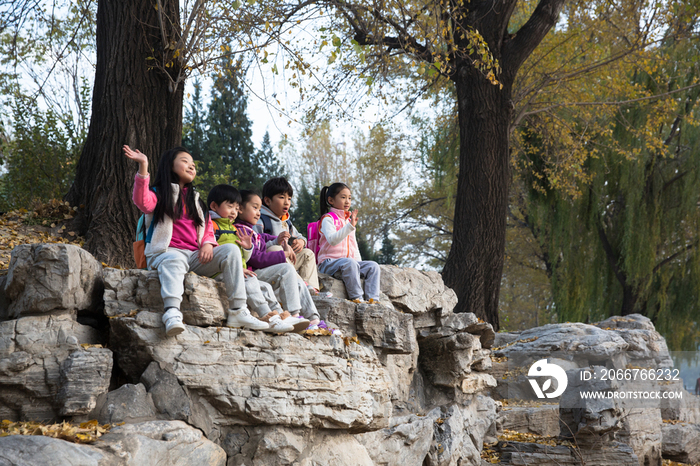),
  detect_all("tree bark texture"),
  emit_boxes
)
[67,0,183,267]
[443,68,513,331]
[442,0,566,331]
